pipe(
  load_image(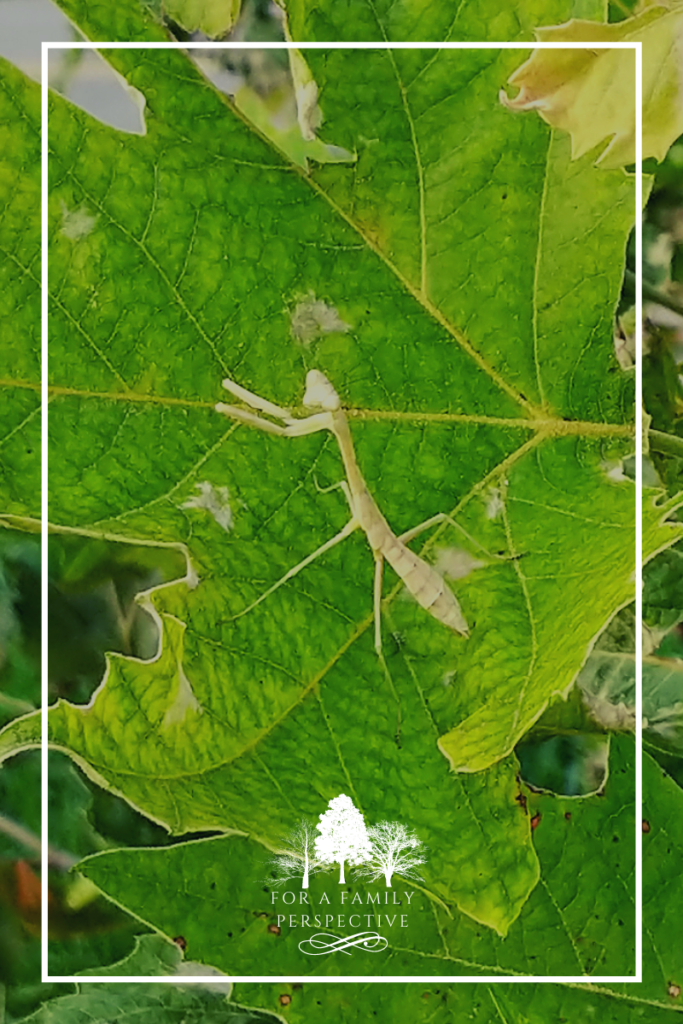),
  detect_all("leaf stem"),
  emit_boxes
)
[626,269,683,320]
[0,813,77,871]
[649,429,683,459]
